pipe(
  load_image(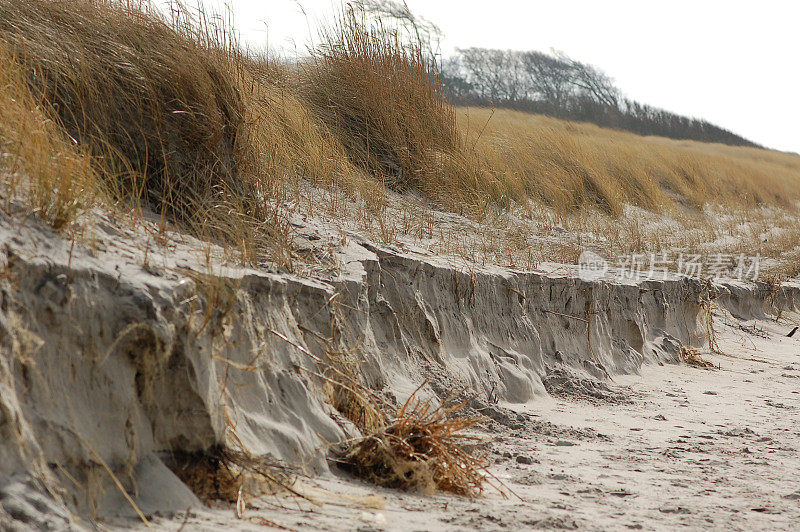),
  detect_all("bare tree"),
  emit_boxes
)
[518,51,573,107]
[553,50,619,107]
[441,47,757,147]
[456,48,524,101]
